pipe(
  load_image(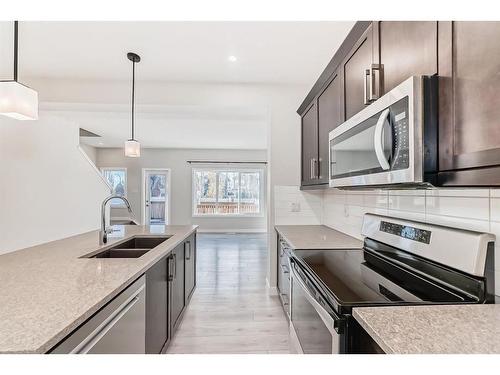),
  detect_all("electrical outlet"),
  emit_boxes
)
[290,202,301,212]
